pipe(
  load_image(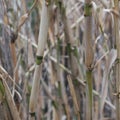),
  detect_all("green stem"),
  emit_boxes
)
[86,70,93,120]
